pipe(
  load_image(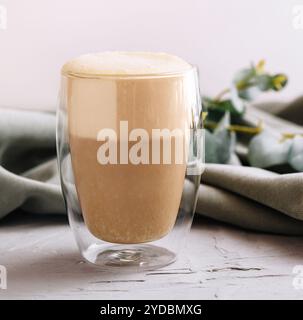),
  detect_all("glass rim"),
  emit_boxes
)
[61,65,198,80]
